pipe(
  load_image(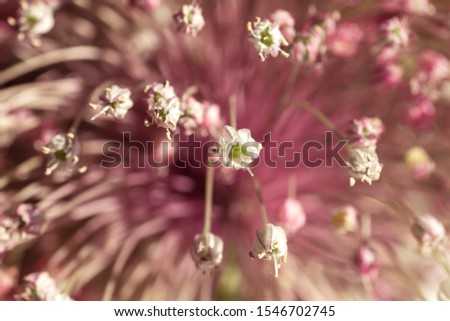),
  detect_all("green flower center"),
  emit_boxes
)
[260,26,274,47]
